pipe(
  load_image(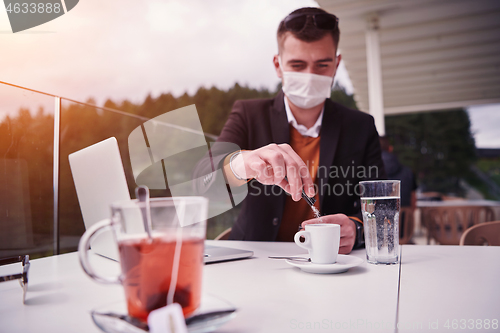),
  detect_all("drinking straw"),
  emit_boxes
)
[167,199,185,306]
